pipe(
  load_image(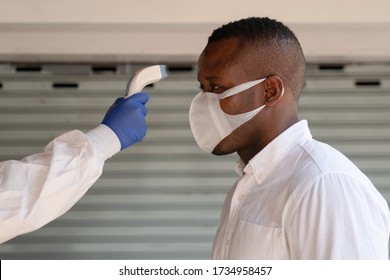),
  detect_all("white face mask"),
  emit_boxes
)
[189,78,267,153]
